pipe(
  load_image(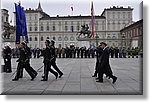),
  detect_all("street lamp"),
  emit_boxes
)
[122,32,125,48]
